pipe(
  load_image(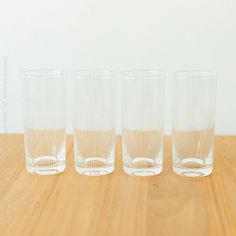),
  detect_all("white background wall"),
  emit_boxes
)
[0,0,236,134]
